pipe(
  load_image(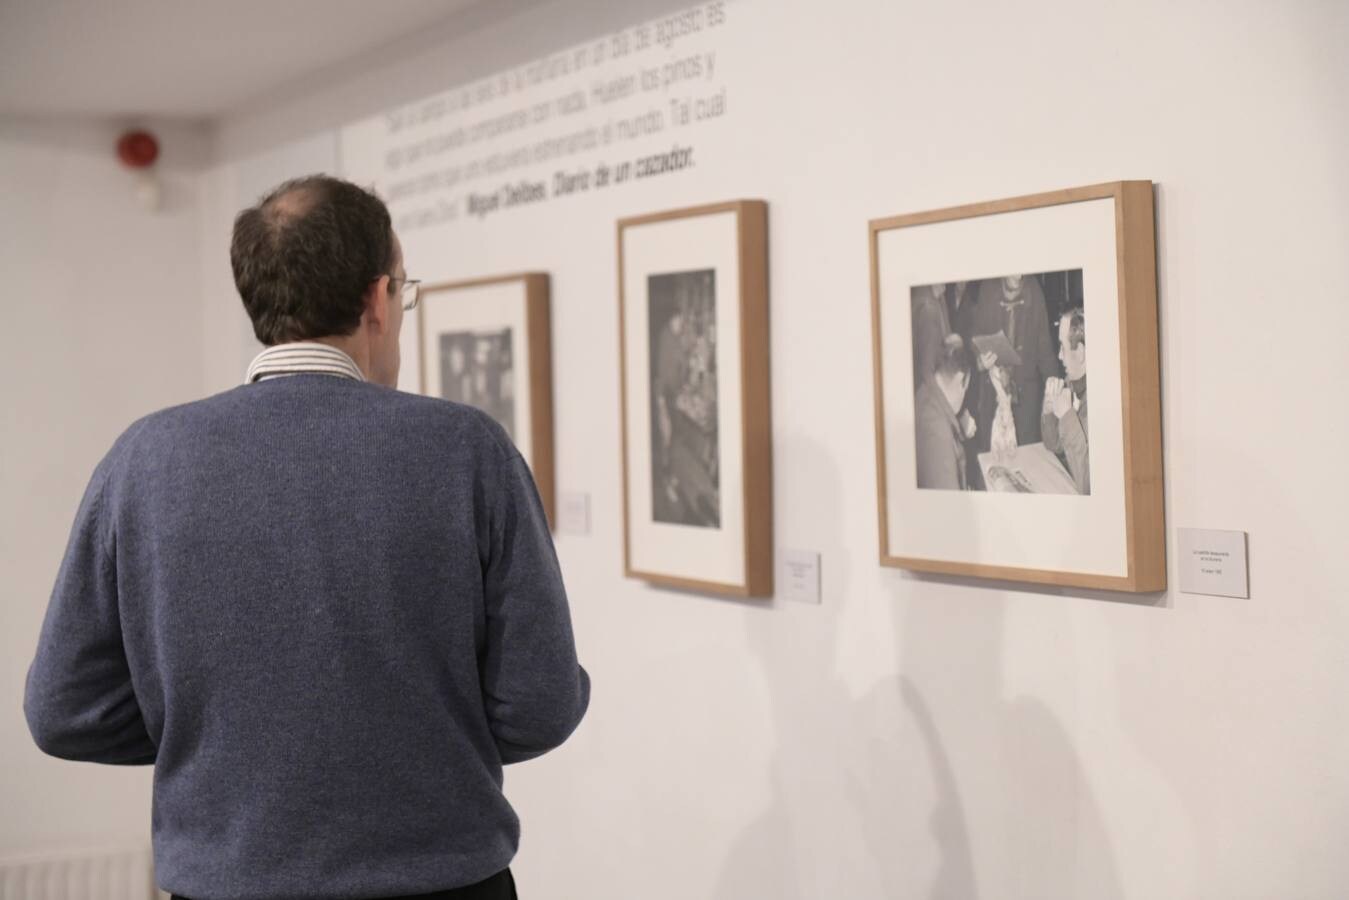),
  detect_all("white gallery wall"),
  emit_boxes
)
[5,0,1348,897]
[1,119,208,854]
